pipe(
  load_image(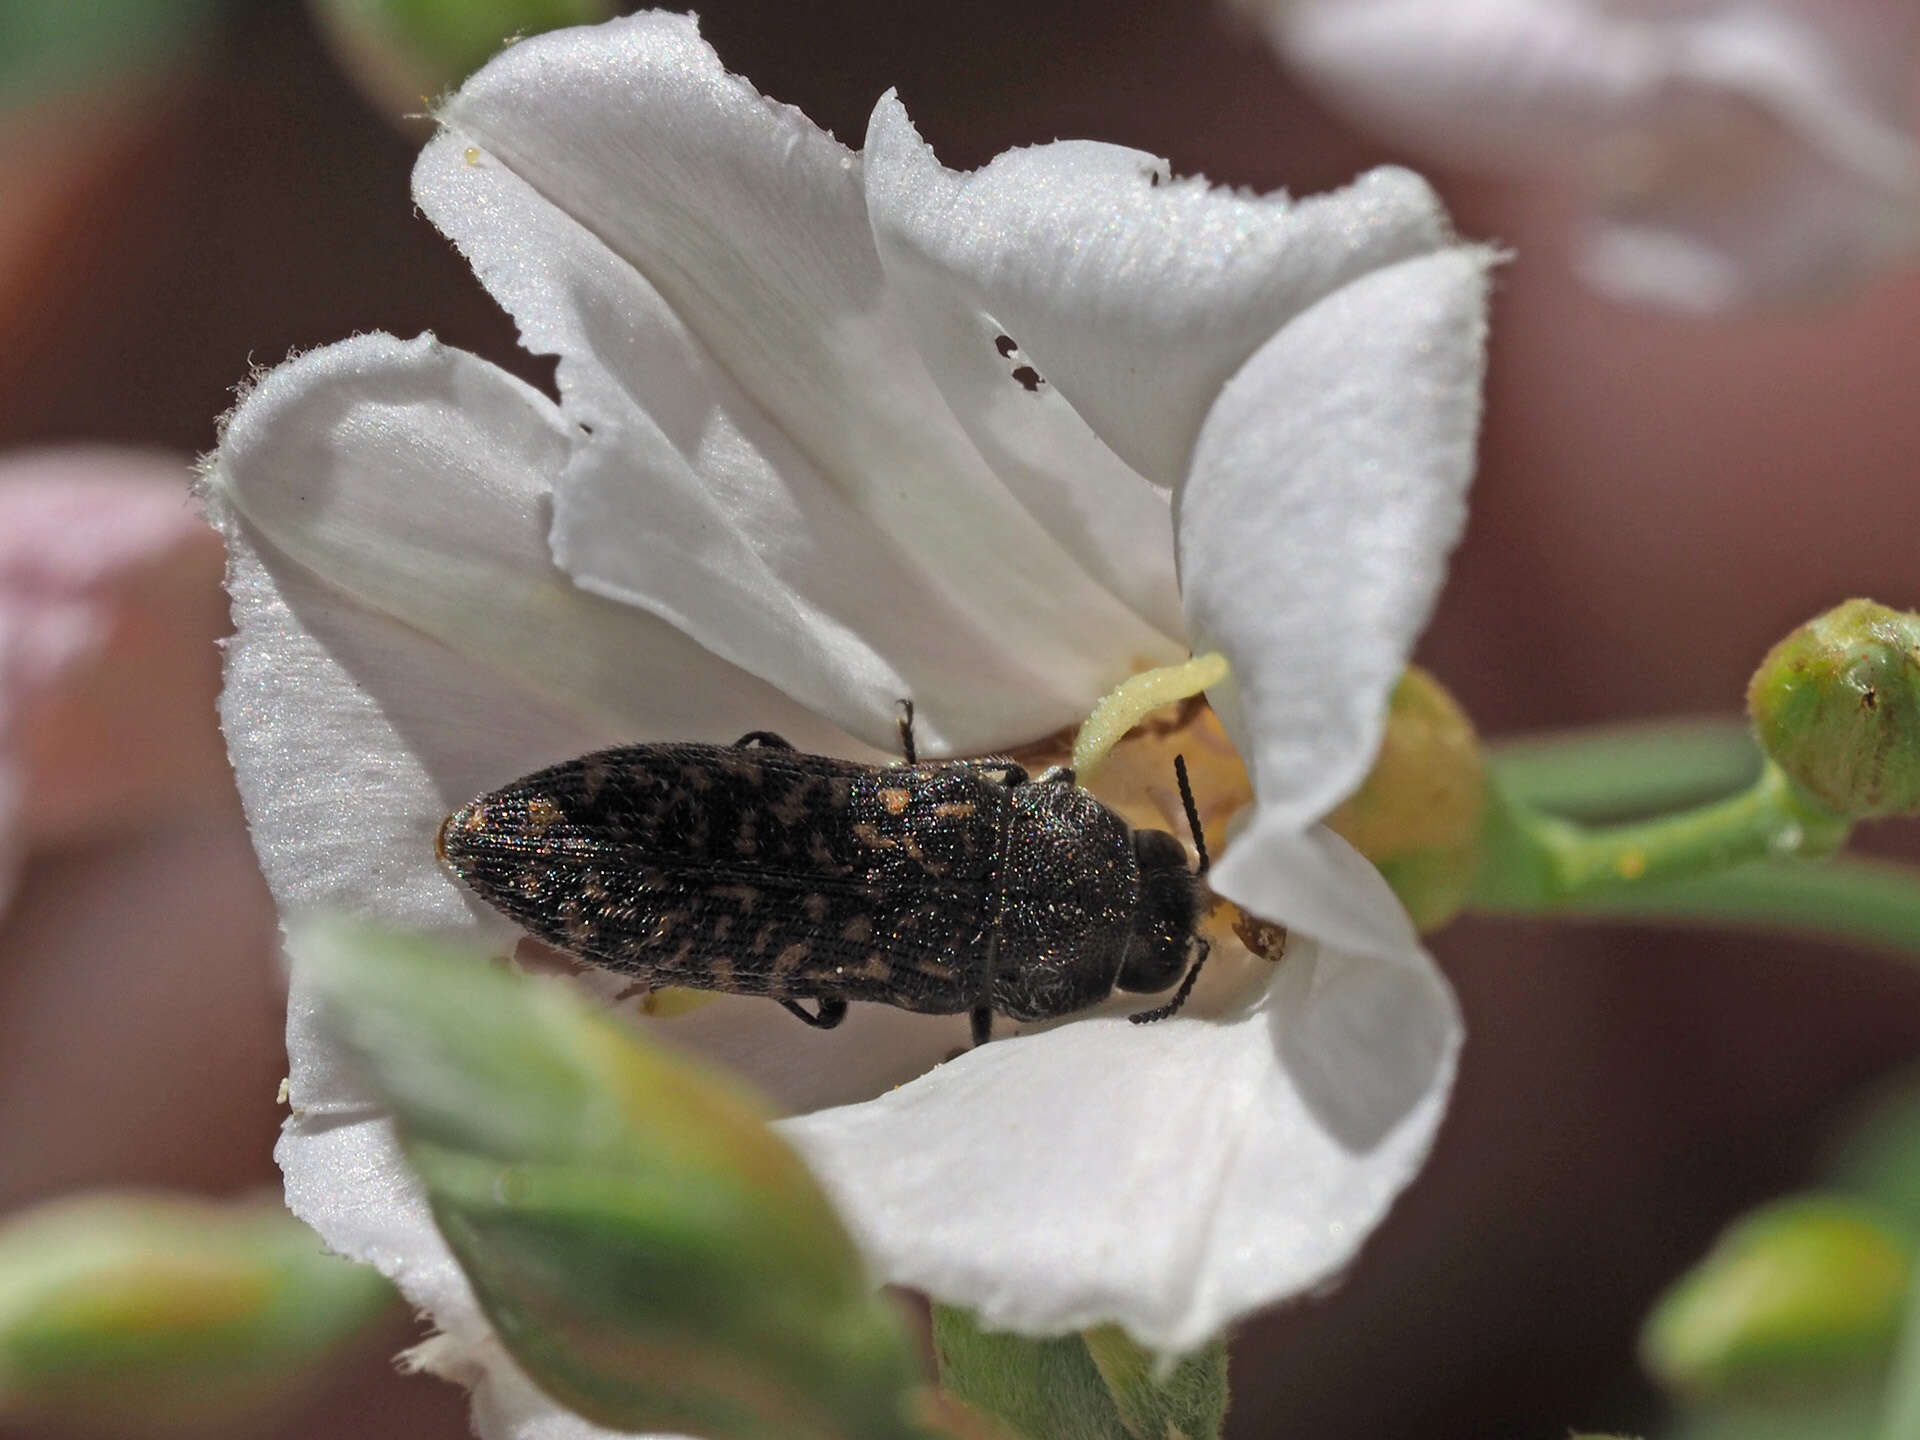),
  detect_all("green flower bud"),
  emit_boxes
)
[295,918,924,1440]
[1326,666,1487,930]
[308,0,613,119]
[0,1192,396,1438]
[1748,599,1920,819]
[1641,1195,1914,1402]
